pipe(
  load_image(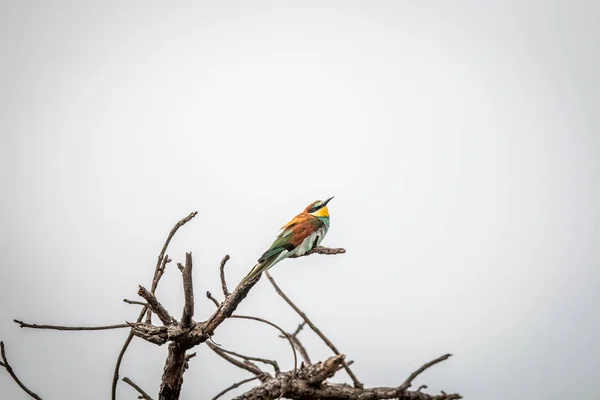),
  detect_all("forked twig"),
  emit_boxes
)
[0,342,43,400]
[211,376,259,400]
